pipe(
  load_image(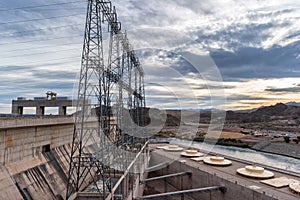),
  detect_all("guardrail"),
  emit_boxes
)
[105,141,149,200]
